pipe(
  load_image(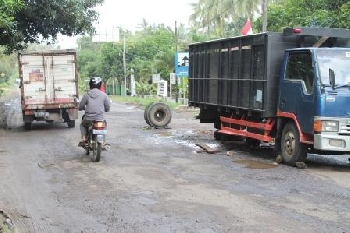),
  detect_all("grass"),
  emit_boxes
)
[0,224,15,233]
[109,95,184,110]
